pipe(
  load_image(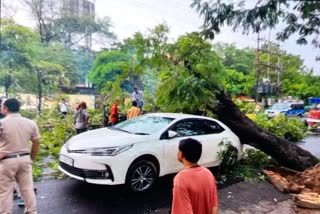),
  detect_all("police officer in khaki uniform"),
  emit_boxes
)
[0,98,40,214]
